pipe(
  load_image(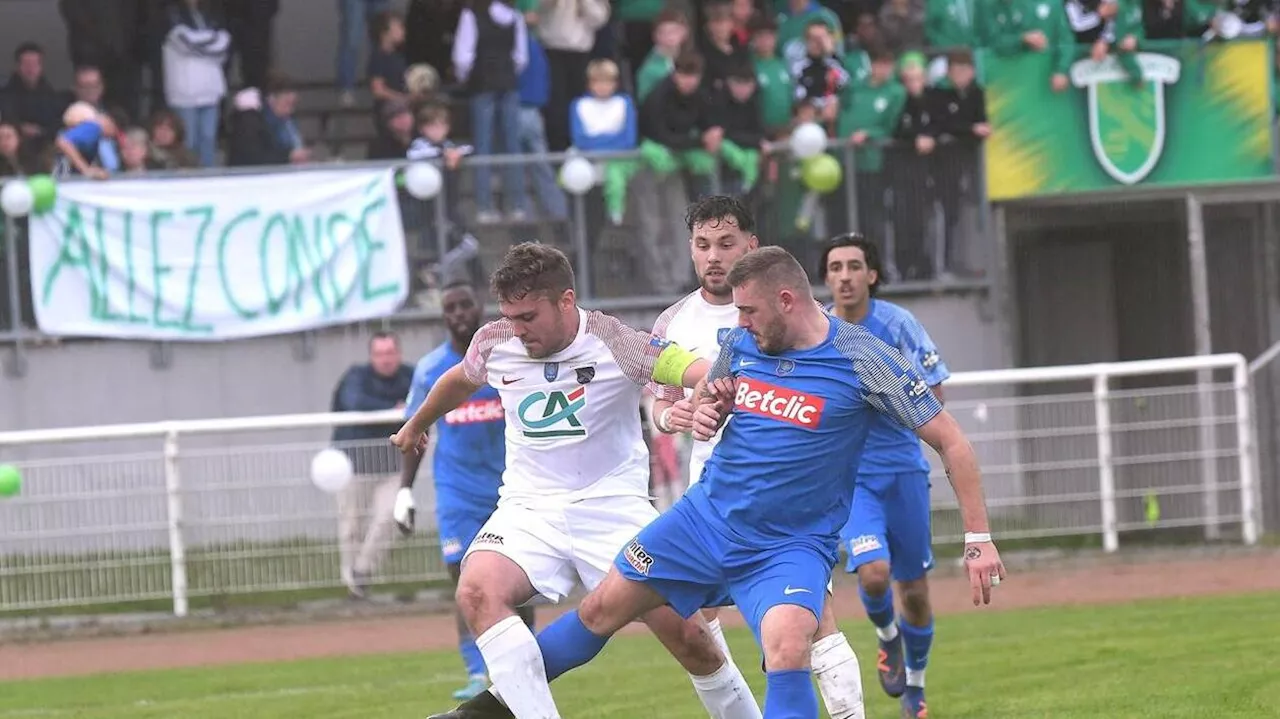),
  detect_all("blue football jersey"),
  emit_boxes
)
[696,317,943,545]
[406,343,505,511]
